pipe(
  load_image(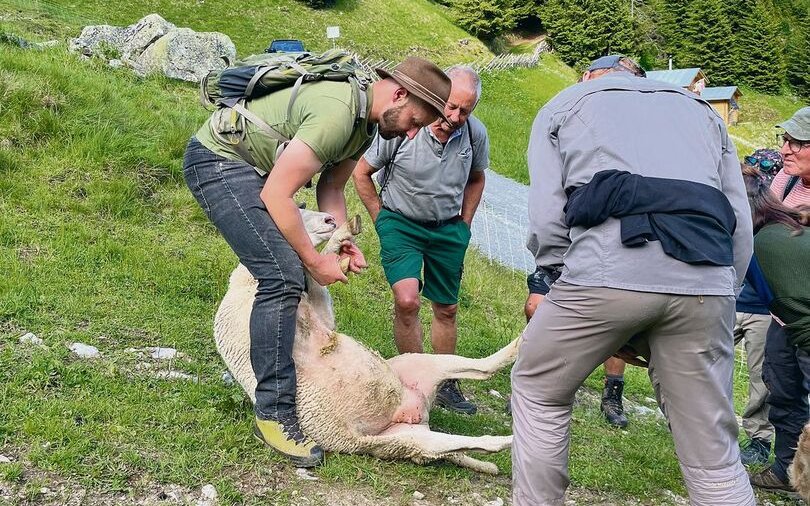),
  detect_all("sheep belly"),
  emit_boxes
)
[294,334,405,453]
